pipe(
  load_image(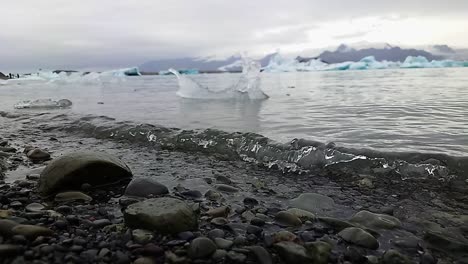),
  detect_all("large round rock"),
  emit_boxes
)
[39,152,133,196]
[124,197,198,234]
